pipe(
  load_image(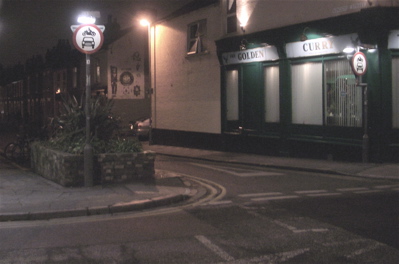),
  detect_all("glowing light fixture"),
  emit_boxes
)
[140,19,150,27]
[343,46,356,54]
[240,23,246,33]
[77,11,100,24]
